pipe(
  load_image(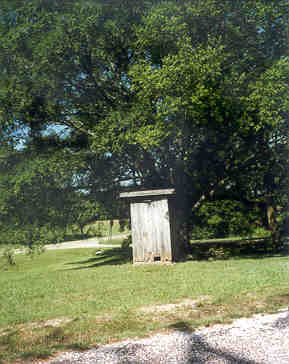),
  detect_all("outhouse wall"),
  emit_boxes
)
[120,189,178,264]
[130,197,172,263]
